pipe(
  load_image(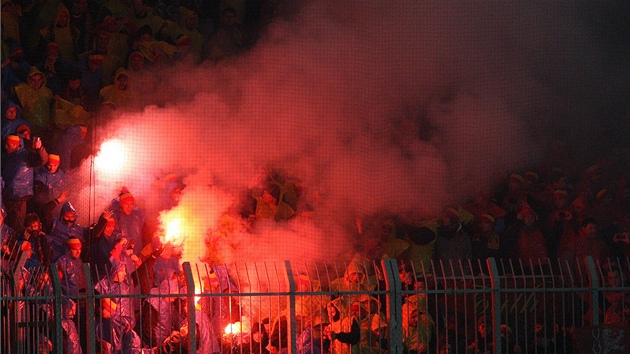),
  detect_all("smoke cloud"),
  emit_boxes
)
[69,1,628,265]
